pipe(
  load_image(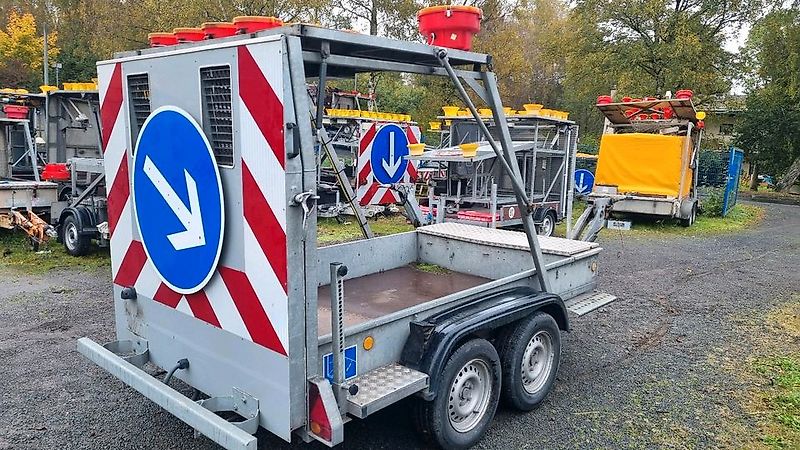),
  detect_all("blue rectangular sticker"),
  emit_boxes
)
[323,345,357,382]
